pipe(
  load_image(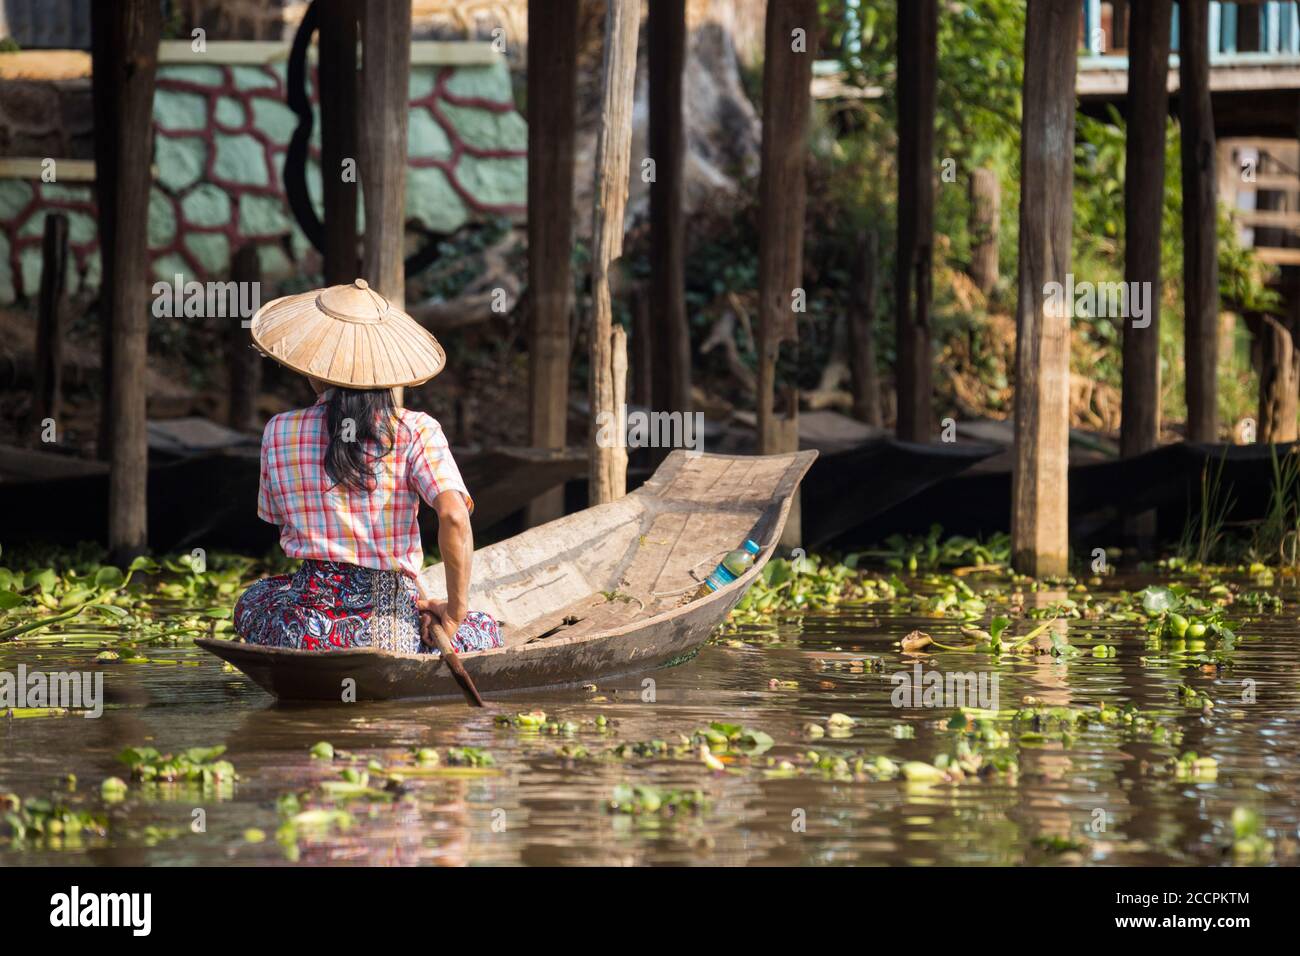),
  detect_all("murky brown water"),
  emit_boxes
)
[3,573,1299,866]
